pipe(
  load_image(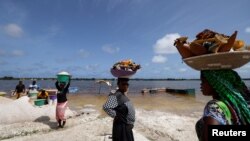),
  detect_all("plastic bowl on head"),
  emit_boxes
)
[57,71,71,83]
[34,99,46,106]
[57,75,70,83]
